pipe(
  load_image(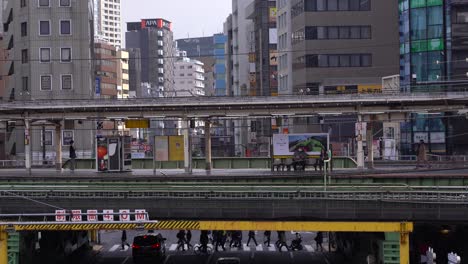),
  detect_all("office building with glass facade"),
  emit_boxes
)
[399,0,468,155]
